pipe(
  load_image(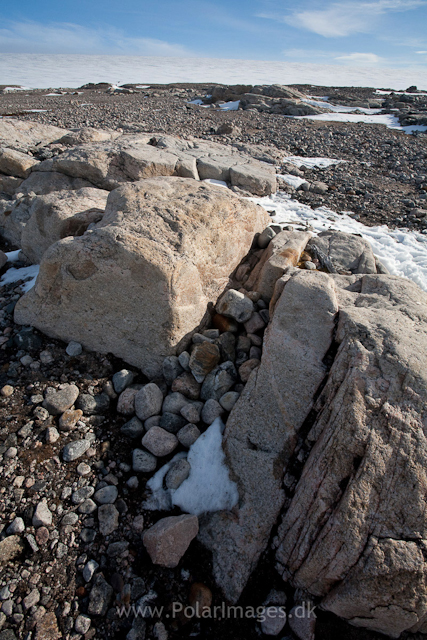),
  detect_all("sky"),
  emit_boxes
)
[0,0,427,70]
